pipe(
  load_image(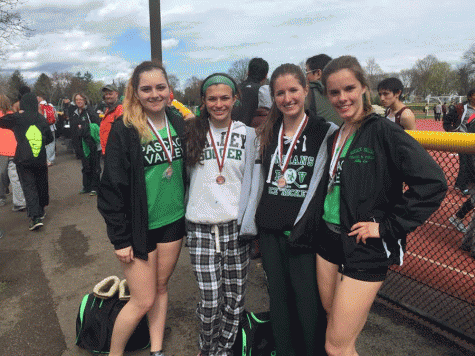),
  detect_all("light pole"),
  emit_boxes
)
[149,0,162,63]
